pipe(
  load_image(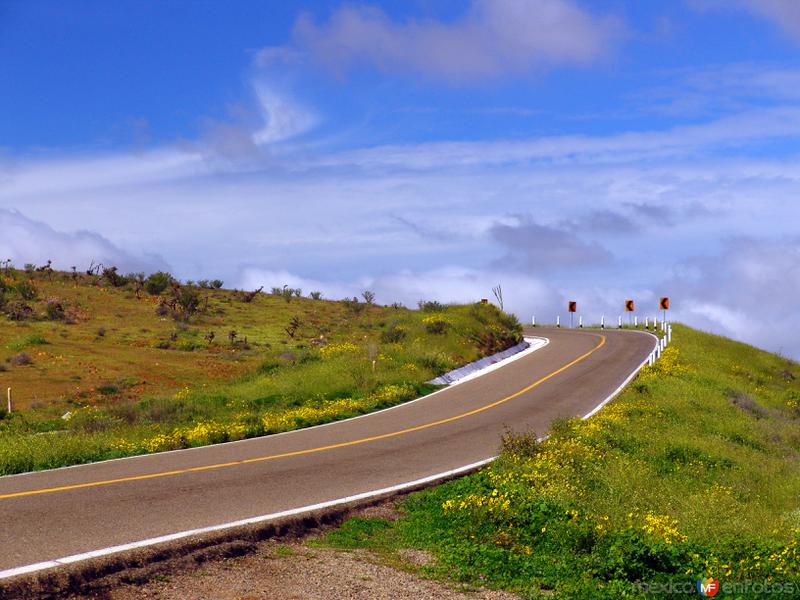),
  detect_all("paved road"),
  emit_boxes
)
[0,327,654,575]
